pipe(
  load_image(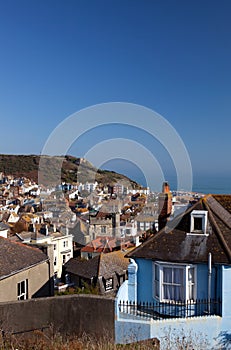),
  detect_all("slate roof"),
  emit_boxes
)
[98,250,129,279]
[0,236,49,280]
[65,250,129,280]
[65,255,100,280]
[126,194,231,265]
[0,222,9,231]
